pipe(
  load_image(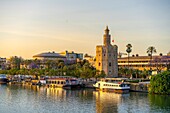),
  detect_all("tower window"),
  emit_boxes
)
[99,63,101,66]
[109,62,111,66]
[104,54,105,56]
